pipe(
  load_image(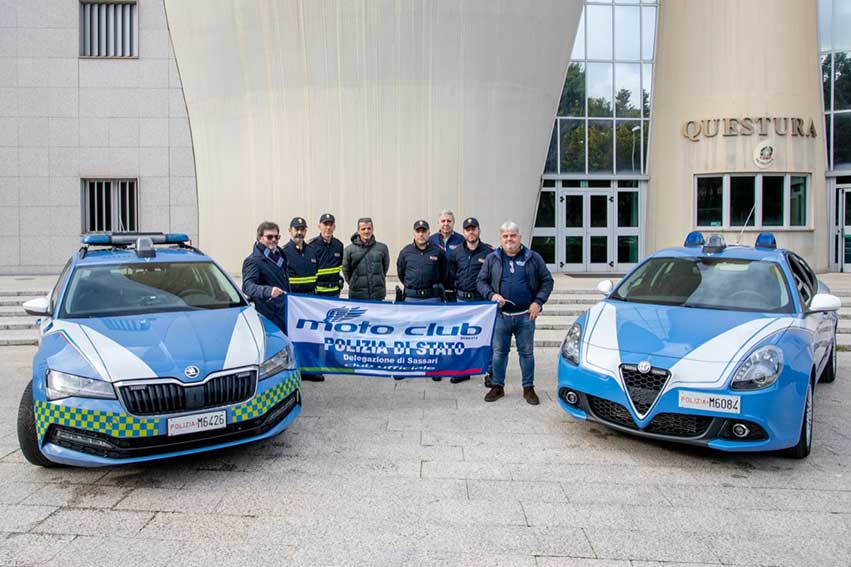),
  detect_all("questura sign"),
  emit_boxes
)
[286,295,498,377]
